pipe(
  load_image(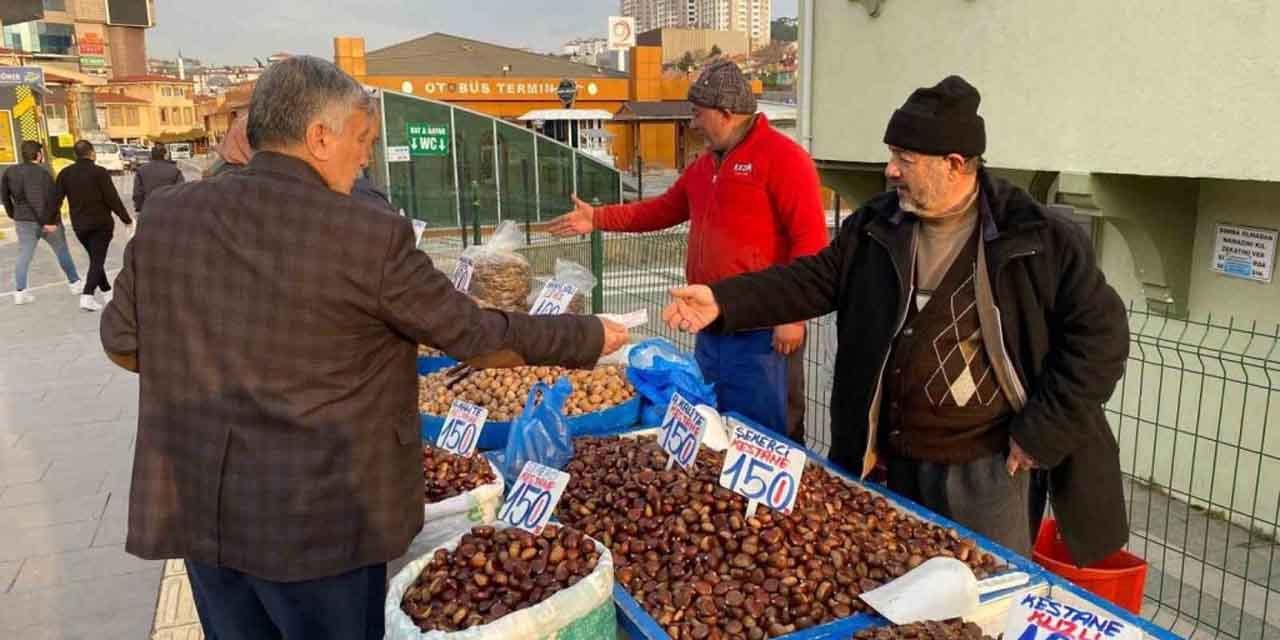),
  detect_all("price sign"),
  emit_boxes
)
[451,256,475,292]
[530,280,579,315]
[434,399,487,457]
[719,418,806,517]
[1003,593,1141,640]
[497,462,570,535]
[658,392,707,471]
